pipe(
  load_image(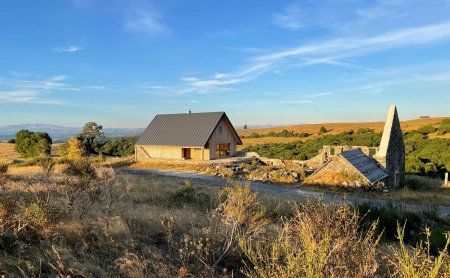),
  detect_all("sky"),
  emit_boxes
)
[1,0,450,128]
